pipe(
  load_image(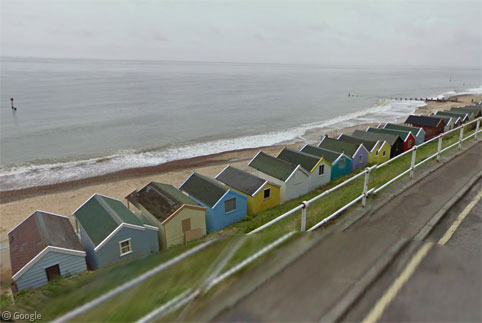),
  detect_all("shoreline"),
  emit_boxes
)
[0,92,480,282]
[0,120,381,204]
[1,93,480,205]
[0,145,279,204]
